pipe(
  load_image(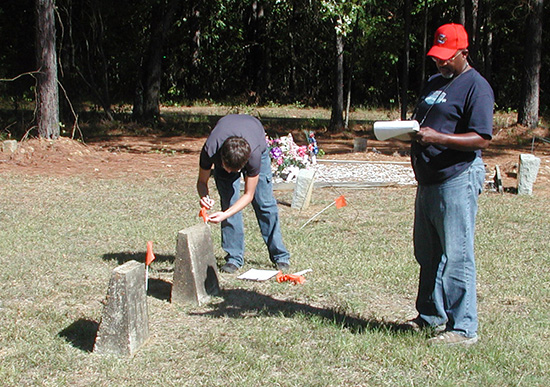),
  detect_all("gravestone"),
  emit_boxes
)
[172,223,220,305]
[353,137,367,152]
[94,260,149,356]
[494,165,503,193]
[291,168,316,210]
[2,140,18,153]
[517,154,541,195]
